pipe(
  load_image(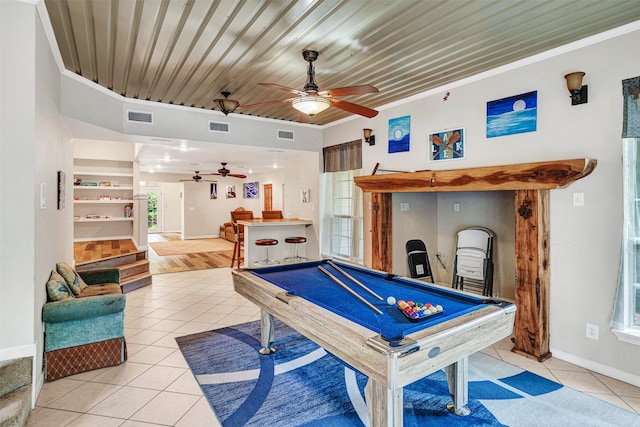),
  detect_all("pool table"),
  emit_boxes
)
[232,259,516,427]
